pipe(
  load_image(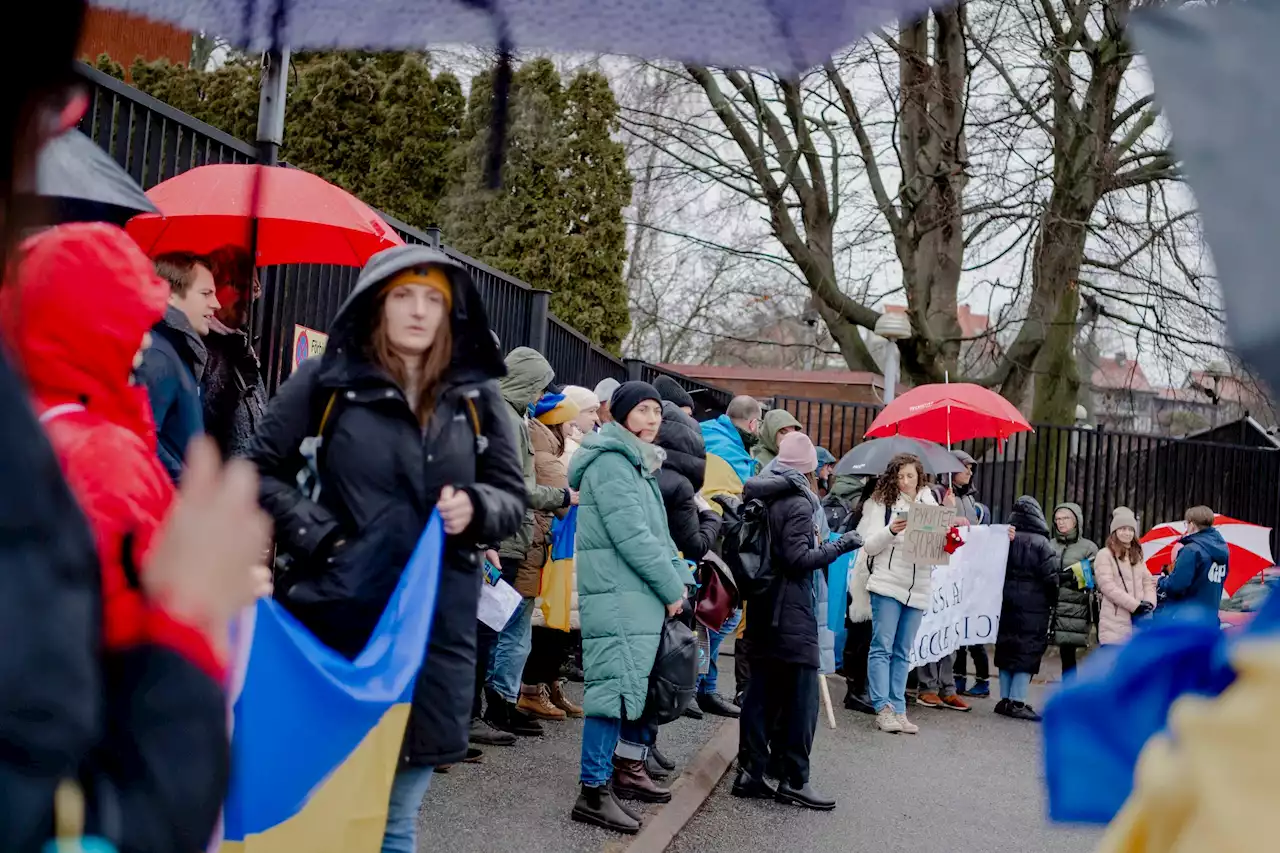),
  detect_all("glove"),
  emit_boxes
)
[1134,600,1156,616]
[711,493,741,512]
[837,531,863,553]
